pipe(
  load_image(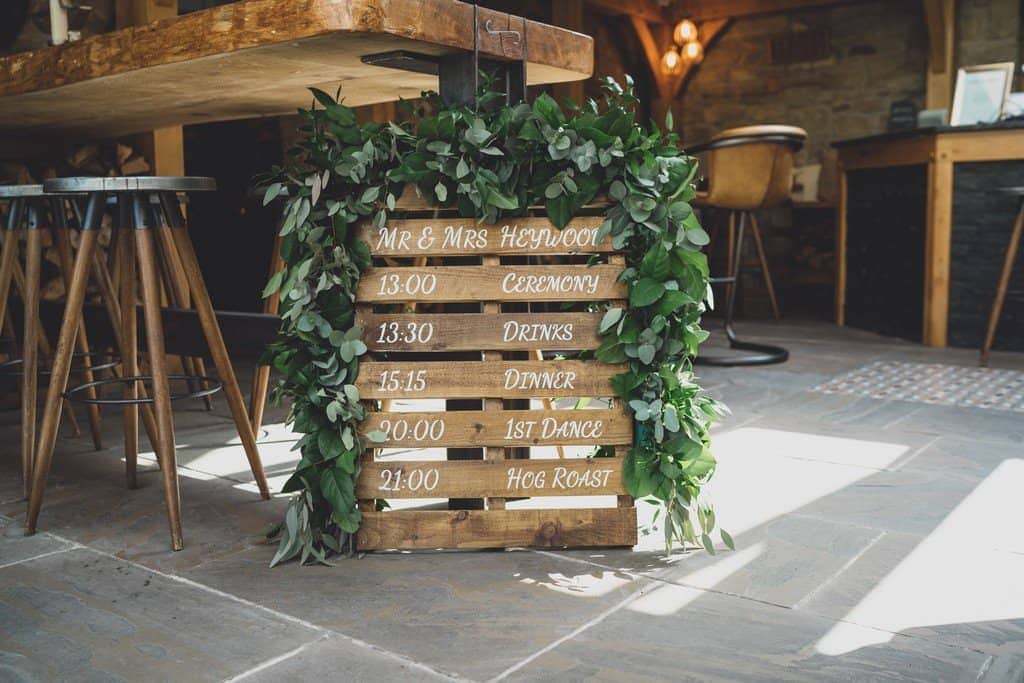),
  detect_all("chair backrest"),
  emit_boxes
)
[696,125,807,211]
